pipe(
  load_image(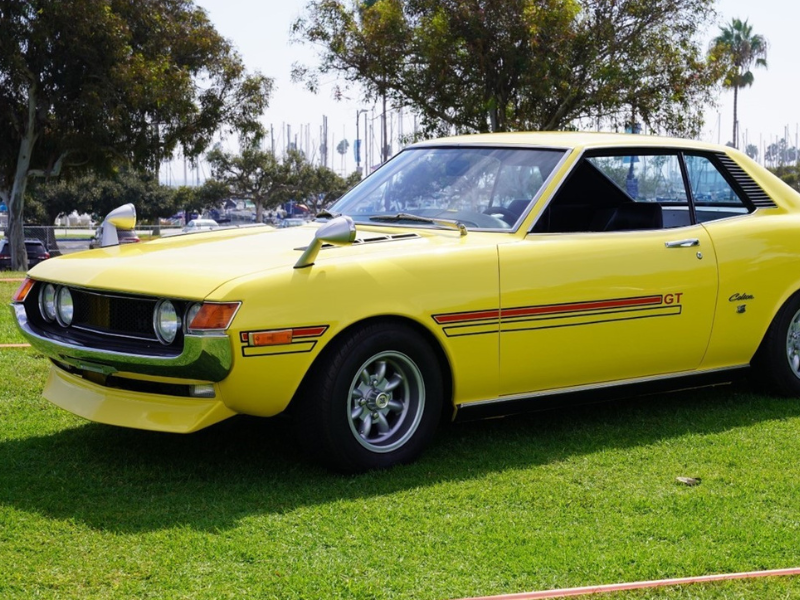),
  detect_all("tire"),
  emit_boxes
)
[294,323,443,472]
[754,293,800,396]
